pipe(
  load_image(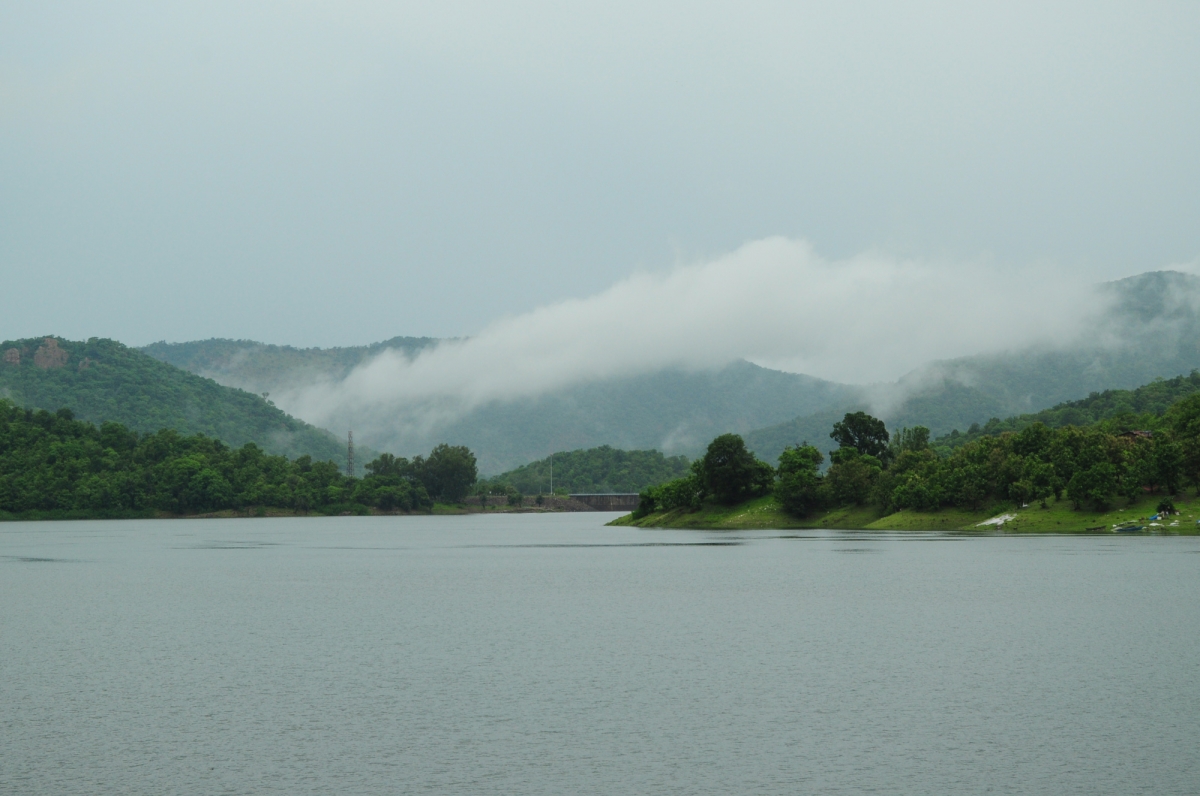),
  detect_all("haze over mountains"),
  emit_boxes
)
[145,270,1200,474]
